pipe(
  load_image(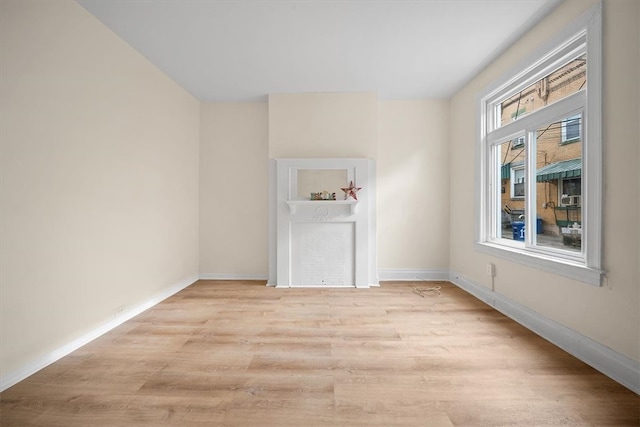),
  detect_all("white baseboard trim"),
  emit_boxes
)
[199,273,268,281]
[0,275,198,392]
[449,270,640,395]
[377,269,450,282]
[227,270,448,285]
